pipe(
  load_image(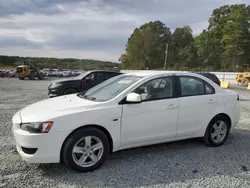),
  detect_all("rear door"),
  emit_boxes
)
[177,75,217,137]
